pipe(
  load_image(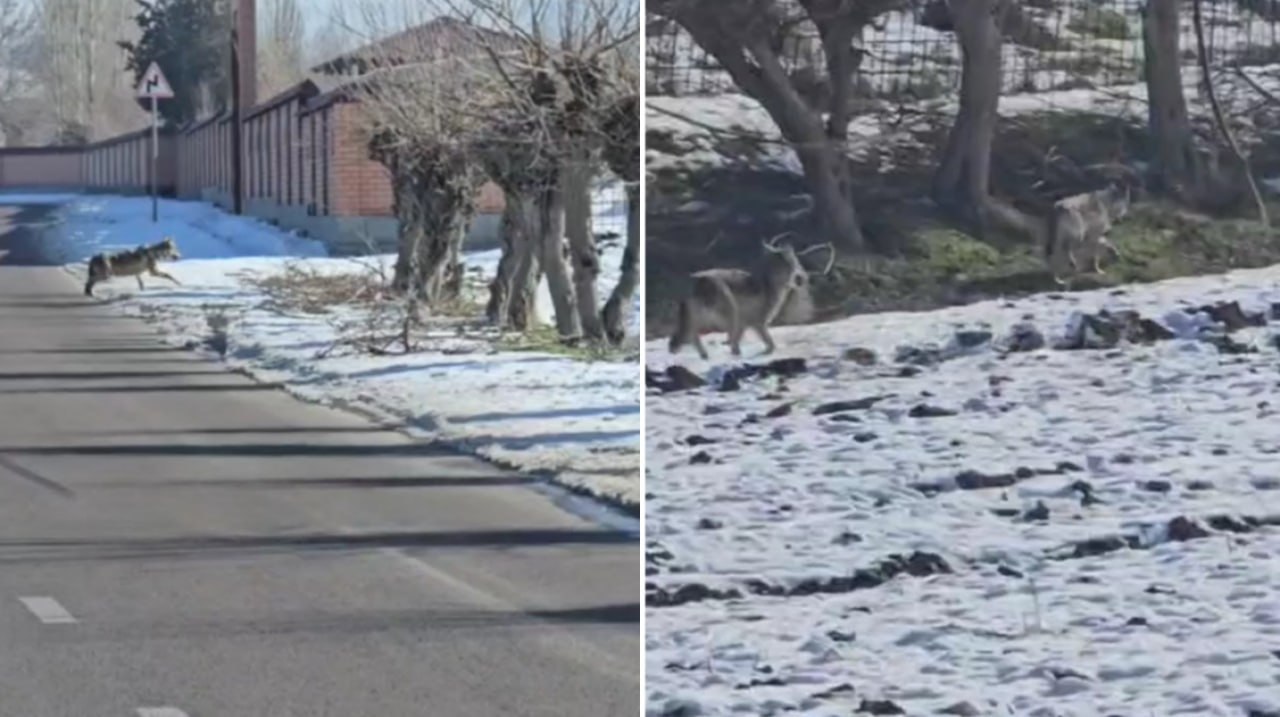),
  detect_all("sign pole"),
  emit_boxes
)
[151,95,158,223]
[135,61,172,226]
